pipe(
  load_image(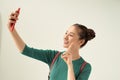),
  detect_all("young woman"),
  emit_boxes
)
[8,9,95,80]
